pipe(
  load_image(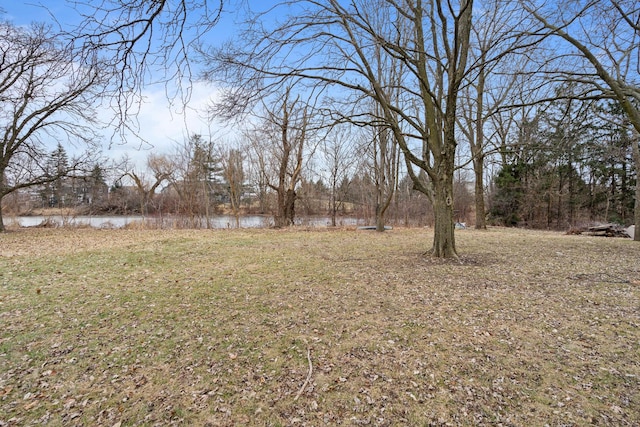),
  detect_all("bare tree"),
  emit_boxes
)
[219,145,245,227]
[241,87,319,227]
[167,134,222,227]
[368,26,402,233]
[207,0,474,257]
[0,22,104,231]
[358,121,399,232]
[244,132,271,214]
[458,0,536,229]
[119,153,173,215]
[523,0,640,240]
[320,126,357,227]
[265,88,311,228]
